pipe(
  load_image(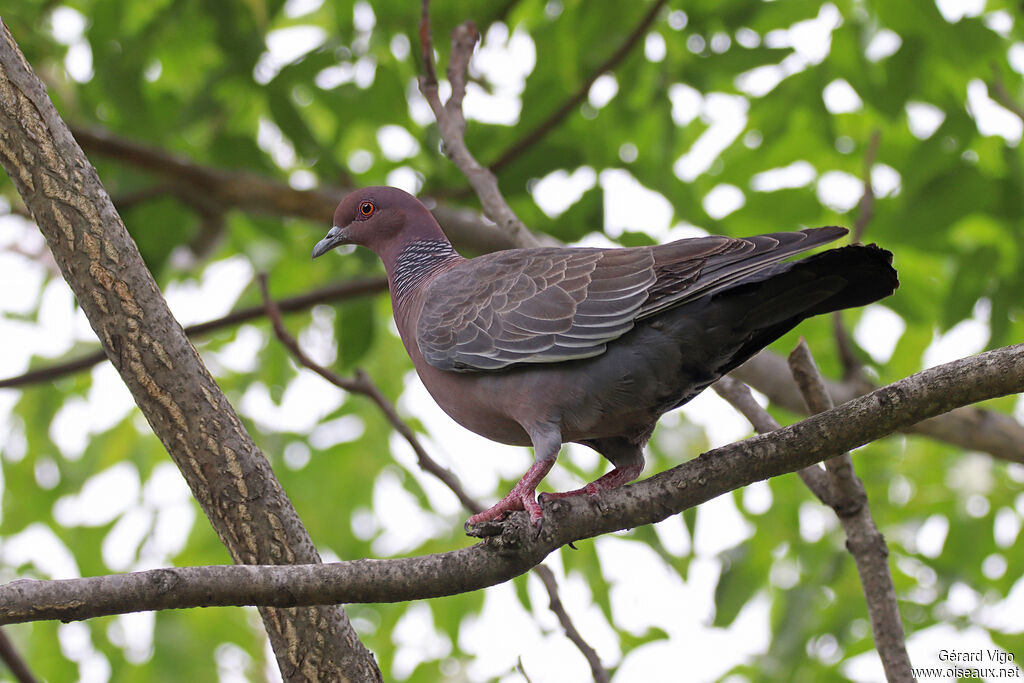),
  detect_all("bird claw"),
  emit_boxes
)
[464,487,544,535]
